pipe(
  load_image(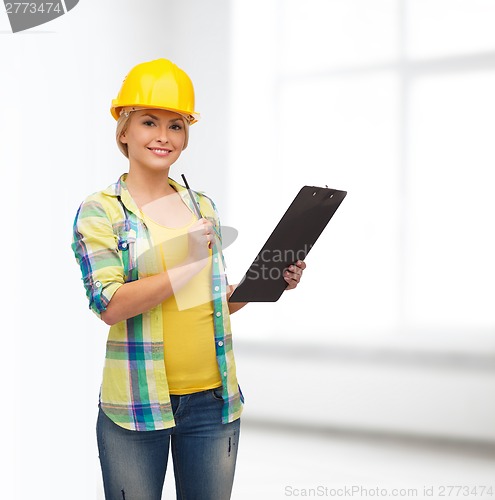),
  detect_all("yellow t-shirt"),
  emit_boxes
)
[142,212,222,395]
